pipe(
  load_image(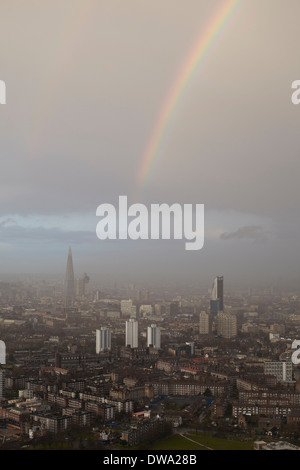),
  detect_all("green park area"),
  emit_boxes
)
[151,432,254,451]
